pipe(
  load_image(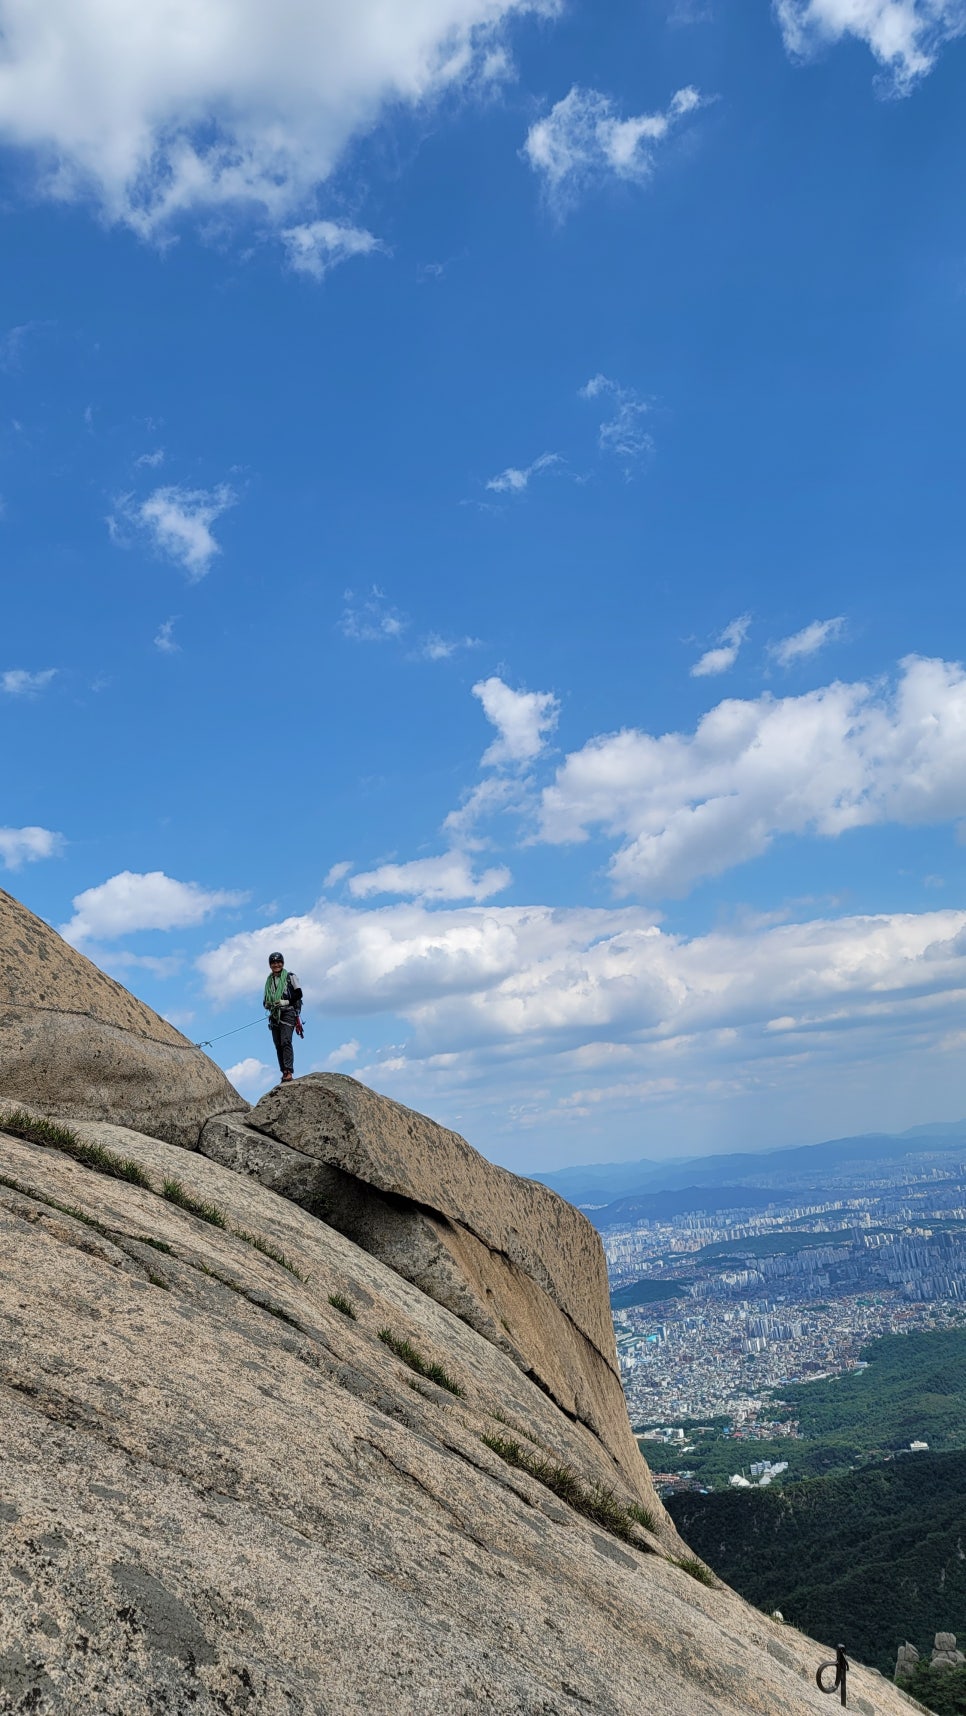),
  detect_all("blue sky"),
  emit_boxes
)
[4,0,966,1171]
